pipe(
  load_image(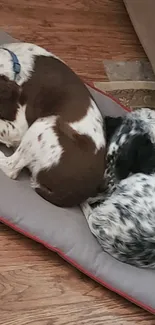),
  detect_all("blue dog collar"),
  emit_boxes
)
[2,48,21,80]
